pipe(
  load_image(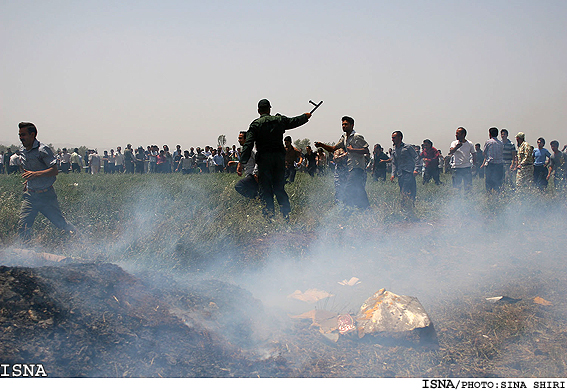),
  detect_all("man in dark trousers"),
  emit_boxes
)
[17,122,76,242]
[238,99,312,219]
[390,130,418,219]
[233,131,259,199]
[420,139,441,185]
[284,135,303,183]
